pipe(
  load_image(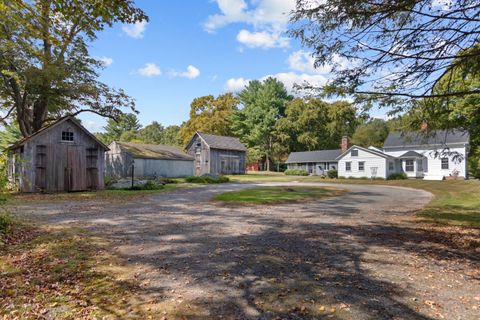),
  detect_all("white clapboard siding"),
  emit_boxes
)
[338,147,388,179]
